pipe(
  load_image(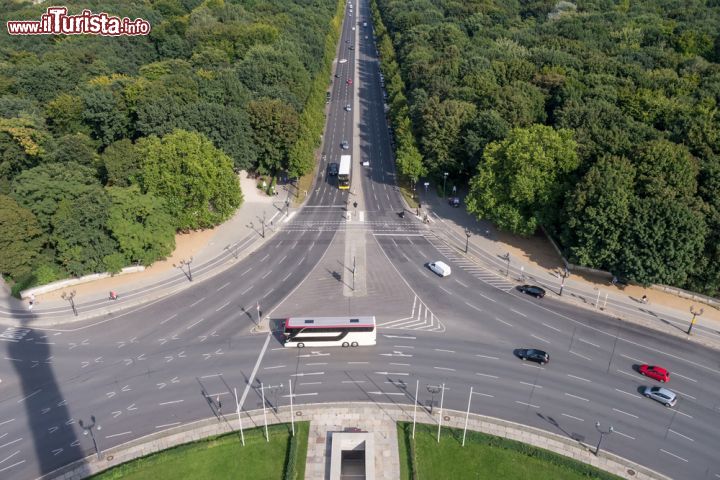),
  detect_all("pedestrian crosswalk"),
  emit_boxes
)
[280,219,423,234]
[422,234,516,292]
[377,295,445,332]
